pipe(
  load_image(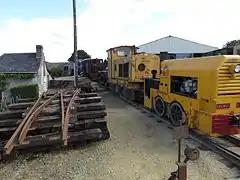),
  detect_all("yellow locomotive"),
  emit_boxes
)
[107,45,160,102]
[144,55,240,136]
